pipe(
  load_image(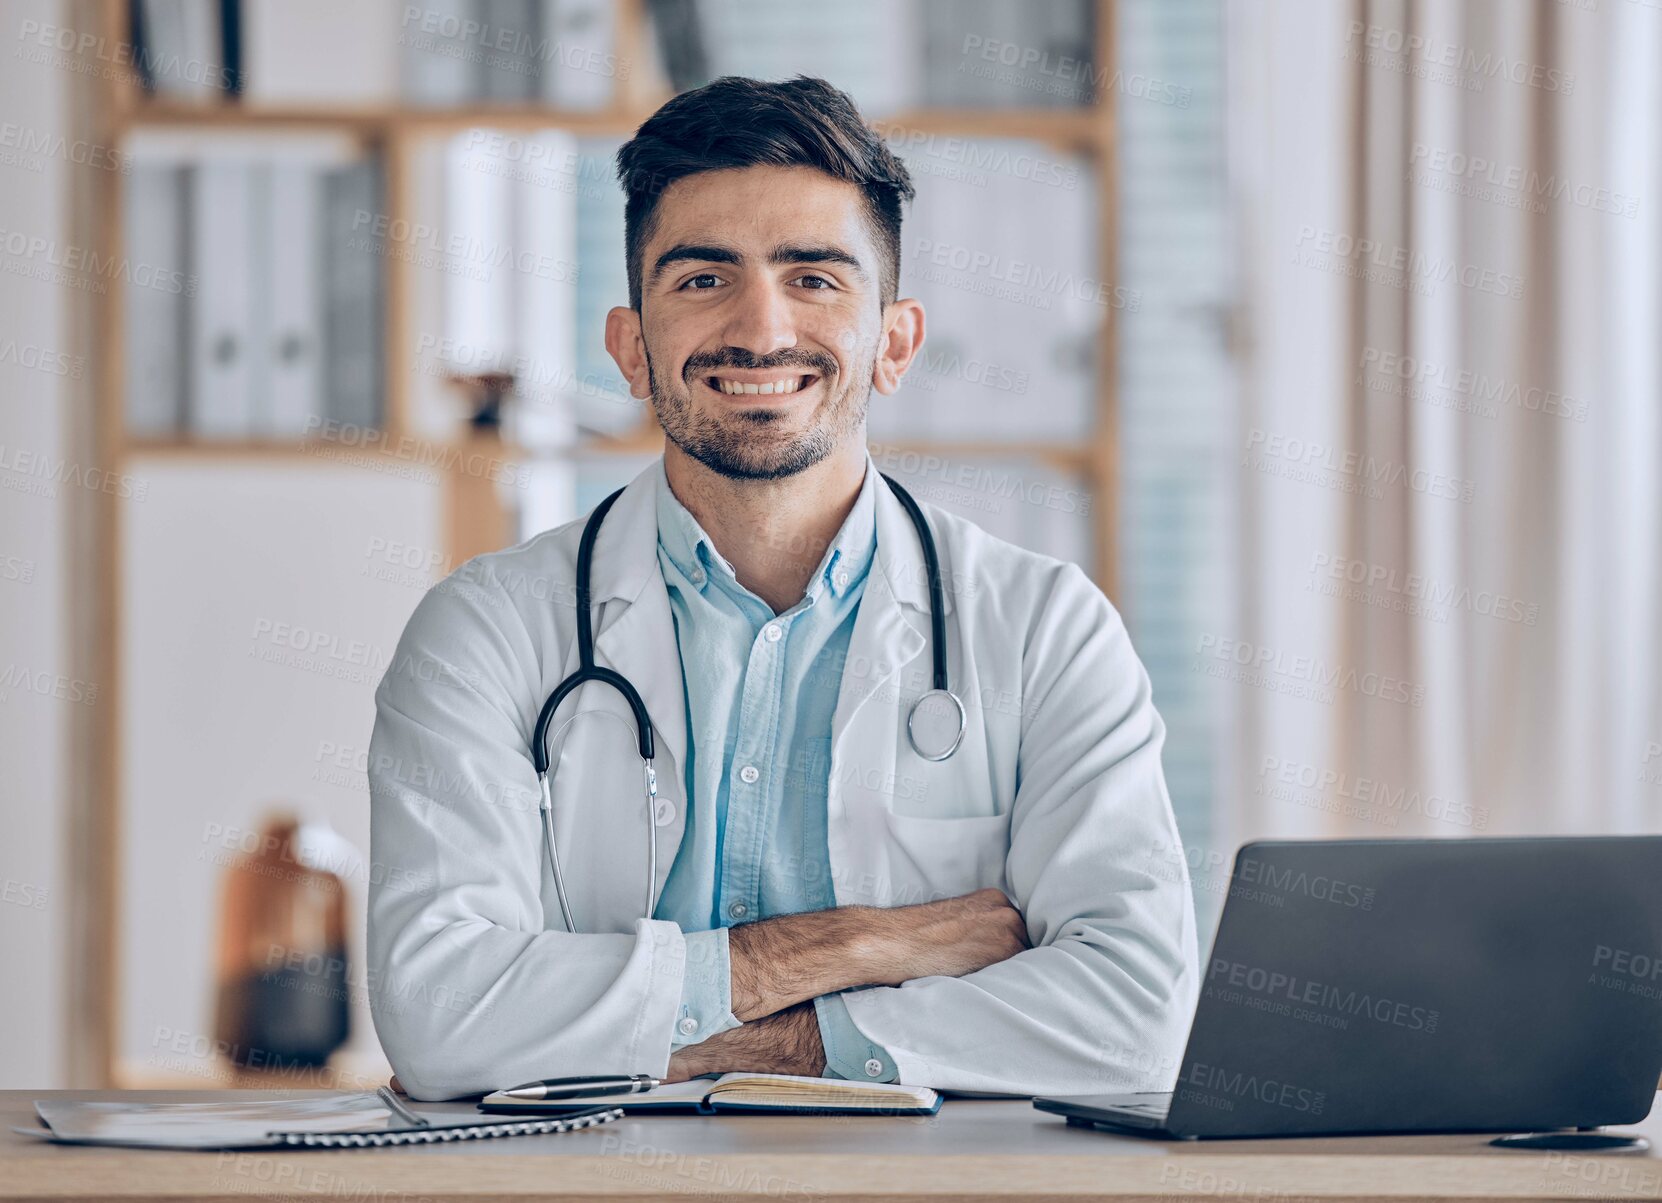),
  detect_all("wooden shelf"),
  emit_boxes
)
[118,102,1111,153]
